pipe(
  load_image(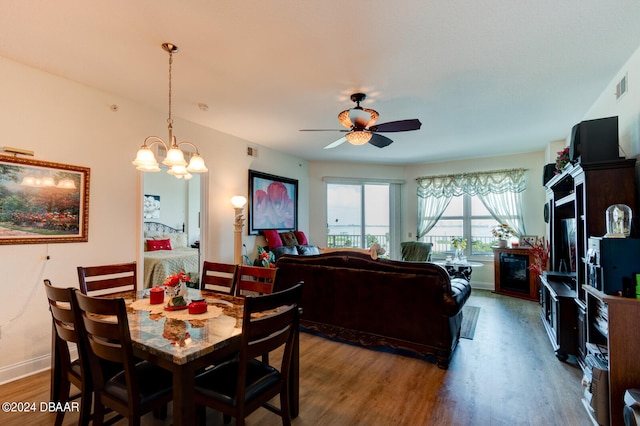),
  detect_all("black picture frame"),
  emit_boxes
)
[248,170,297,235]
[0,155,90,245]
